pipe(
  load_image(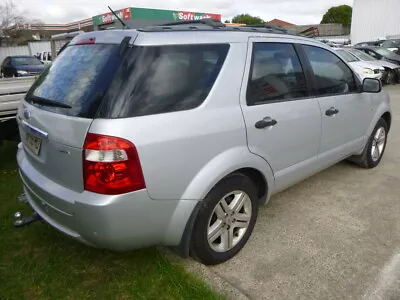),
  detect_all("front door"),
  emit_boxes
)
[240,40,322,192]
[300,44,372,167]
